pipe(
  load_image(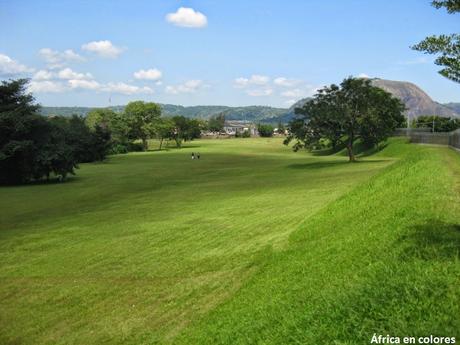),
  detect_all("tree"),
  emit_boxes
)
[154,117,175,150]
[123,101,161,151]
[0,79,78,184]
[257,124,274,137]
[414,115,460,132]
[412,0,460,83]
[207,113,225,132]
[169,116,203,147]
[285,77,405,162]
